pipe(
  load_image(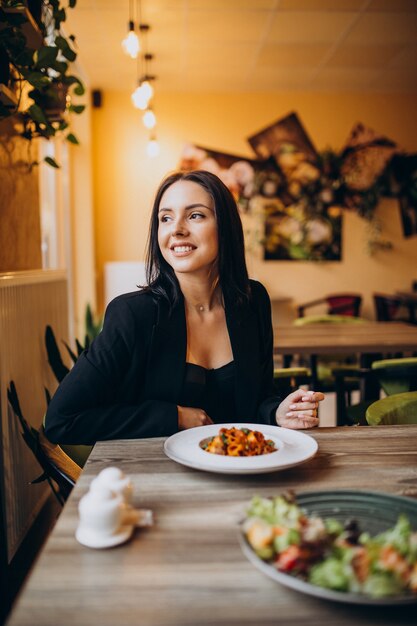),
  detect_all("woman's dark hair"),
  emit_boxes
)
[144,170,250,308]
